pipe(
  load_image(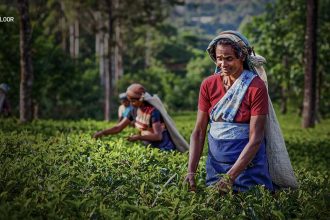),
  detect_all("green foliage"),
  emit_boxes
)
[317,0,330,116]
[32,33,103,119]
[121,24,214,111]
[31,37,103,119]
[1,0,329,119]
[1,1,193,119]
[117,61,187,110]
[186,53,214,82]
[170,0,274,36]
[242,0,305,102]
[0,2,104,119]
[0,4,20,111]
[242,0,330,116]
[0,112,329,219]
